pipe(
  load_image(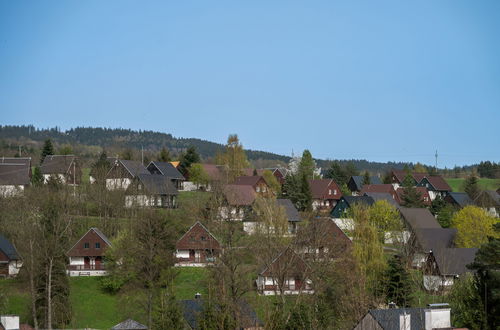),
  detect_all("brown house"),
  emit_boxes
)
[220,184,257,221]
[243,168,287,185]
[234,176,271,195]
[40,155,81,185]
[360,184,398,203]
[175,222,221,266]
[0,157,31,197]
[67,228,111,276]
[308,179,342,211]
[105,159,149,190]
[390,170,427,188]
